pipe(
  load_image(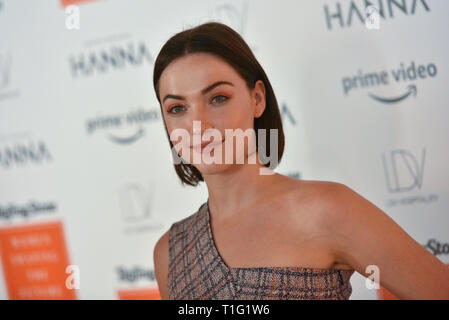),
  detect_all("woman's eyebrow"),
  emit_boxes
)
[162,81,234,103]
